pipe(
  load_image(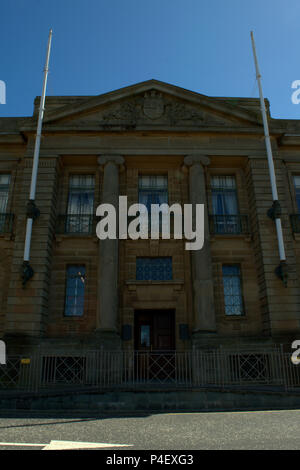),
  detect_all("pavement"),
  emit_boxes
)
[0,409,299,450]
